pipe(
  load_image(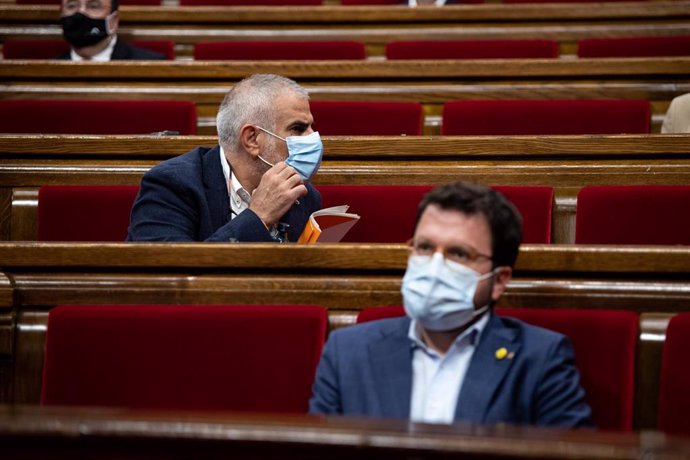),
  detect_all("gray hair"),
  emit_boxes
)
[216,74,309,150]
